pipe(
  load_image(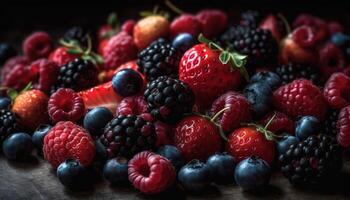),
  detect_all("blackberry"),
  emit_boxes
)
[144,76,195,123]
[240,10,263,28]
[99,115,157,159]
[279,134,343,187]
[275,63,323,86]
[137,38,181,81]
[0,43,16,65]
[220,26,278,68]
[0,109,19,141]
[63,26,92,47]
[322,109,339,136]
[54,58,98,92]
